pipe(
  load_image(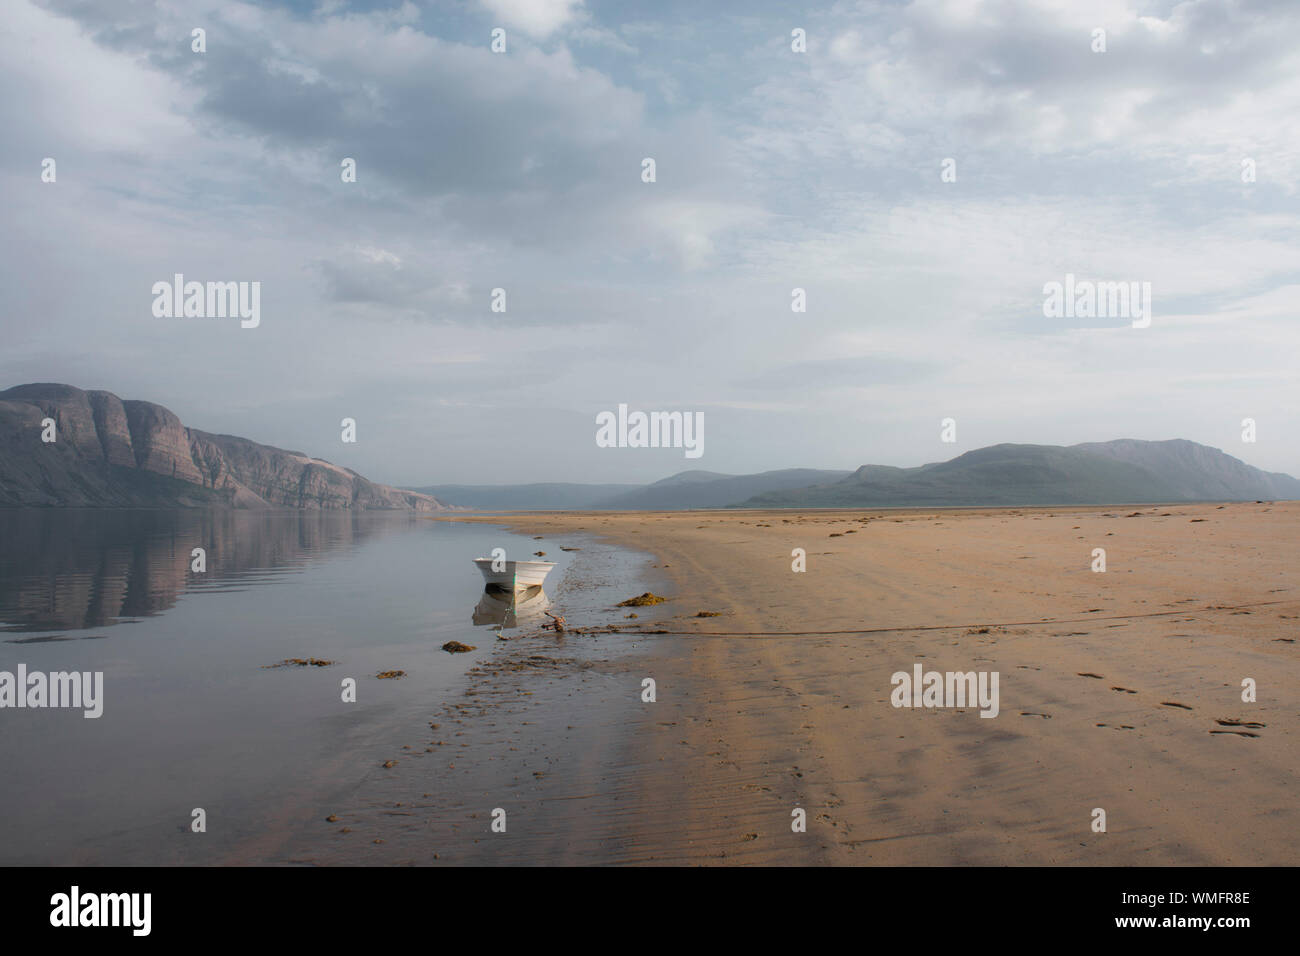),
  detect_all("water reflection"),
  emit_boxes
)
[0,509,422,633]
[471,585,551,629]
